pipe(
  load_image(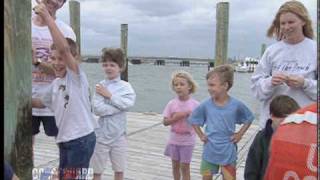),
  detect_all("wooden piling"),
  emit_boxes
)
[215,2,229,66]
[69,0,81,58]
[5,0,33,179]
[261,43,266,57]
[121,24,128,81]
